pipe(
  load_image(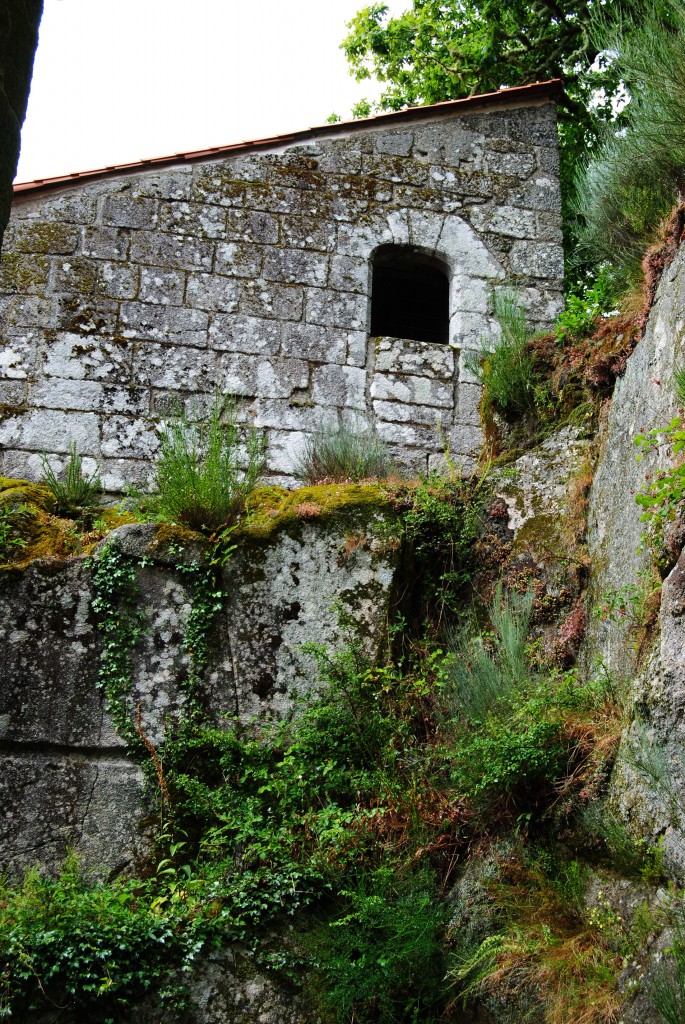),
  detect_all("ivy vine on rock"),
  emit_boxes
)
[91,541,148,748]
